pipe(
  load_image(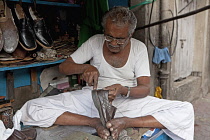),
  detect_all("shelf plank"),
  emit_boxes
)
[7,0,81,7]
[0,59,65,71]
